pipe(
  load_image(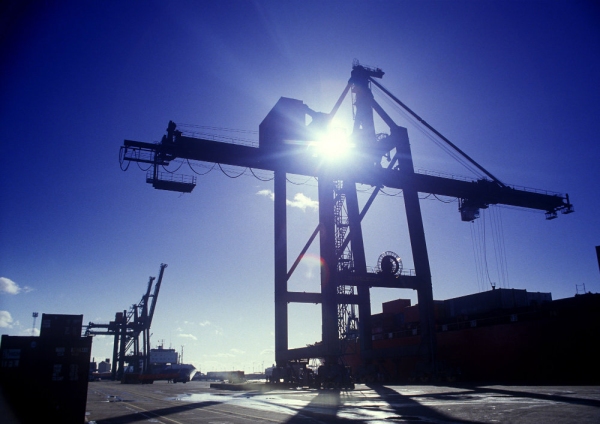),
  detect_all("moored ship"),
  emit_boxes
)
[123,344,197,383]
